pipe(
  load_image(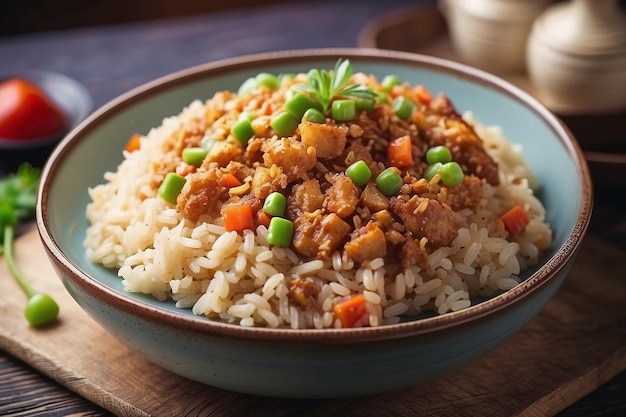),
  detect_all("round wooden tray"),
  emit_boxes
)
[358,5,626,187]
